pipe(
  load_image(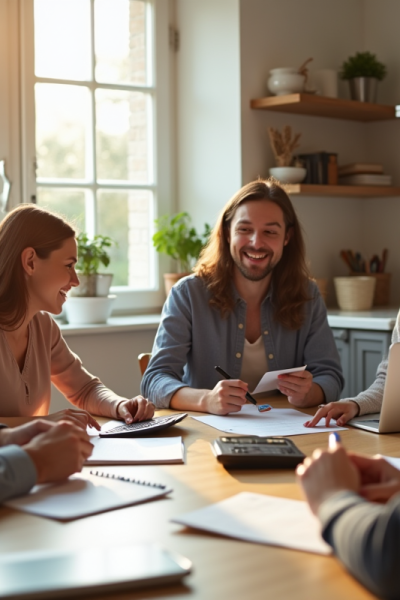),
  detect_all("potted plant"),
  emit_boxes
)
[65,233,118,324]
[152,212,211,295]
[268,125,306,183]
[340,51,387,103]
